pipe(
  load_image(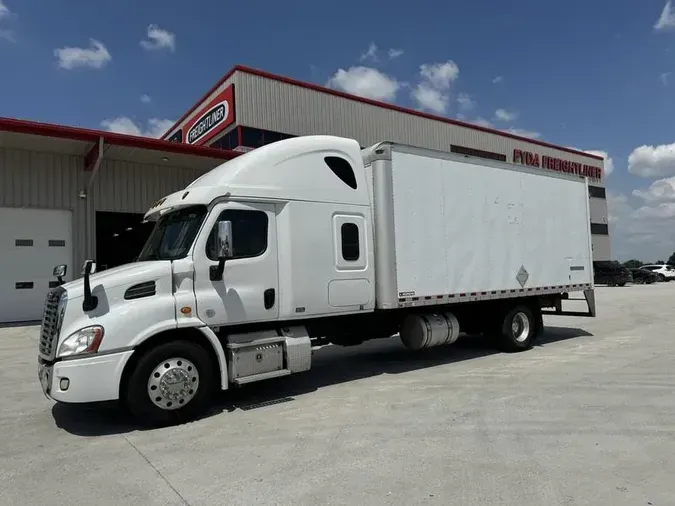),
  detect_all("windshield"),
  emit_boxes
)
[137,205,207,261]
